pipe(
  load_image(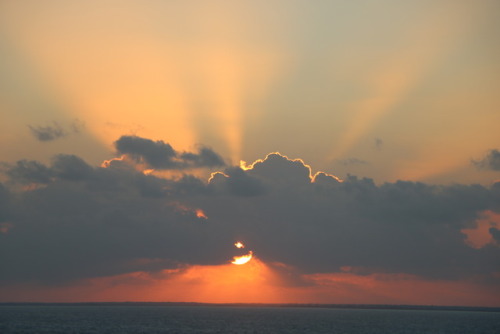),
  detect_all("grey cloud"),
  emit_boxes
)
[472,149,500,171]
[180,146,225,168]
[28,122,65,141]
[171,174,210,196]
[51,154,93,181]
[247,153,311,188]
[28,120,84,142]
[5,160,53,184]
[5,155,93,185]
[0,158,219,283]
[115,135,177,168]
[0,143,499,287]
[0,183,11,224]
[209,167,266,197]
[114,135,225,170]
[208,154,499,279]
[490,227,500,242]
